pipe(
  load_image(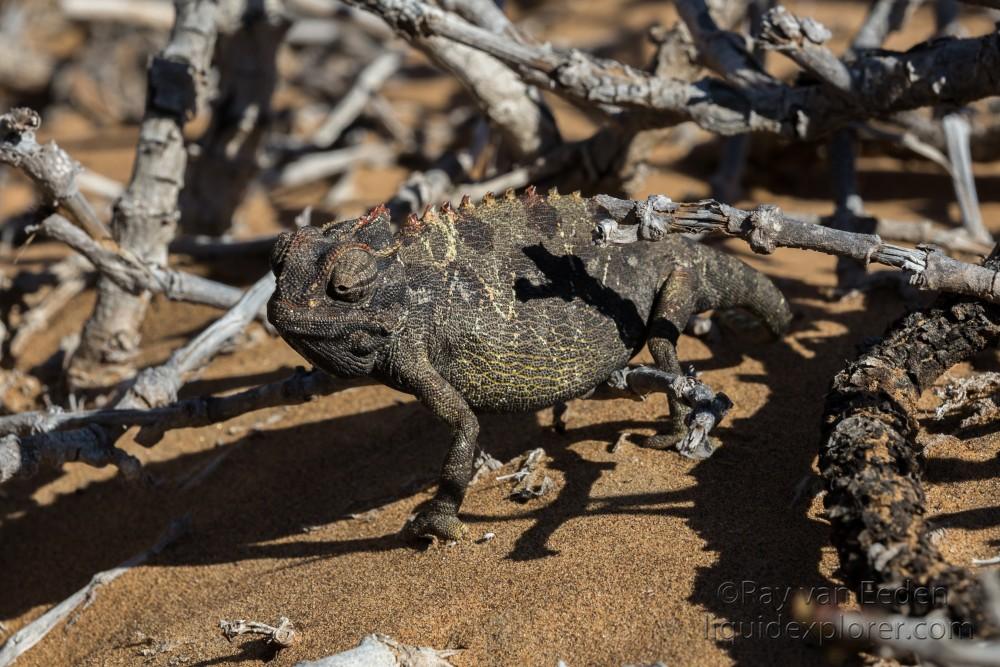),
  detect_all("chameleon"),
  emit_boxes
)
[267,188,792,541]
